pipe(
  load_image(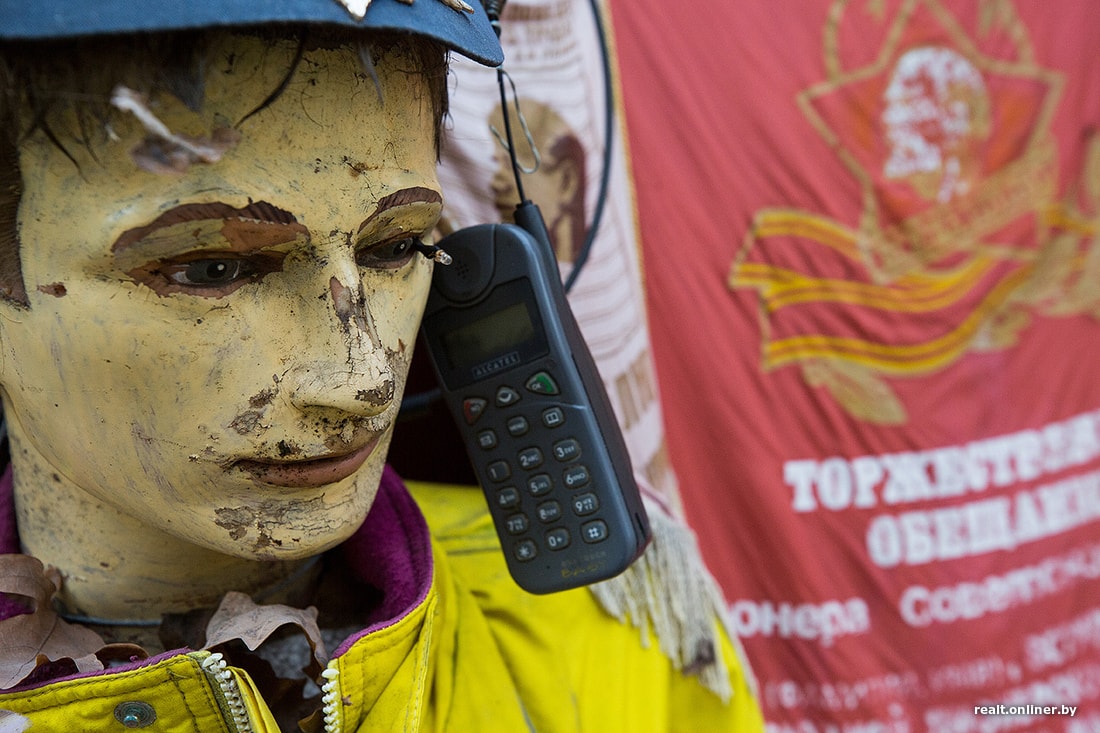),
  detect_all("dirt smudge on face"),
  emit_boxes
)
[356,385,393,403]
[249,388,277,409]
[229,410,264,435]
[216,497,329,555]
[37,282,67,297]
[215,506,251,541]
